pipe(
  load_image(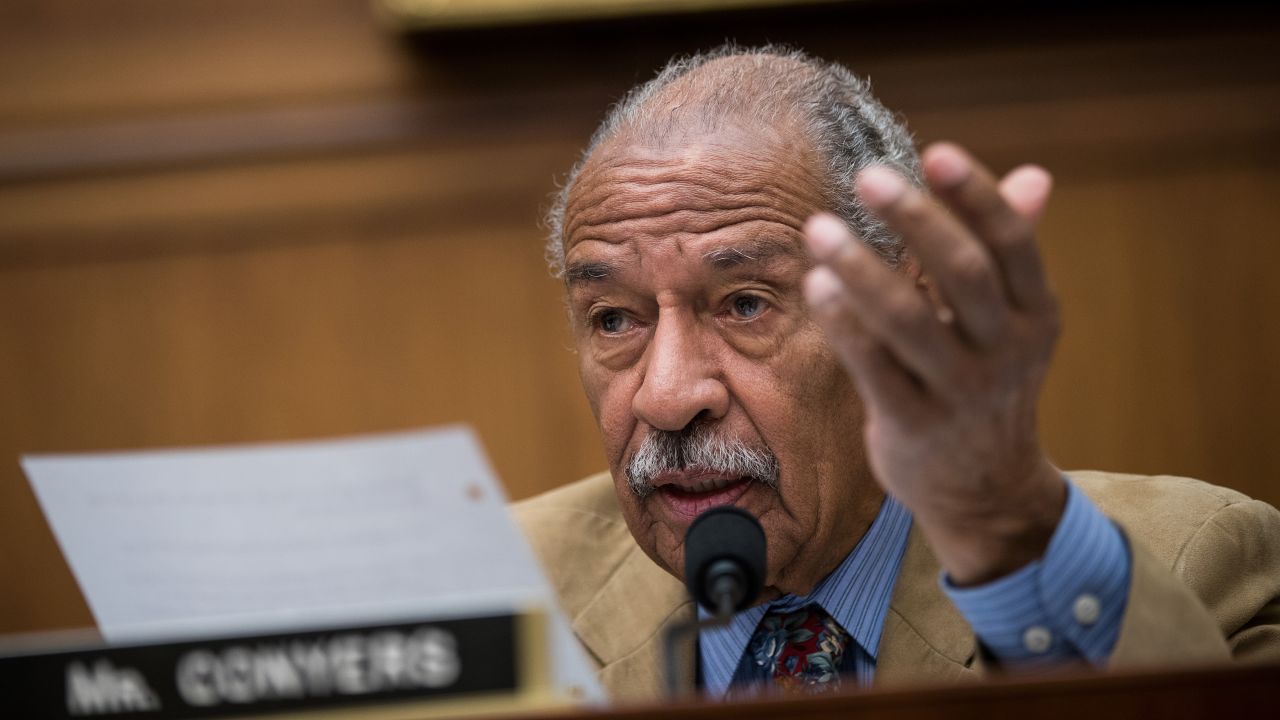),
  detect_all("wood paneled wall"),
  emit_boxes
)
[1,1,1277,636]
